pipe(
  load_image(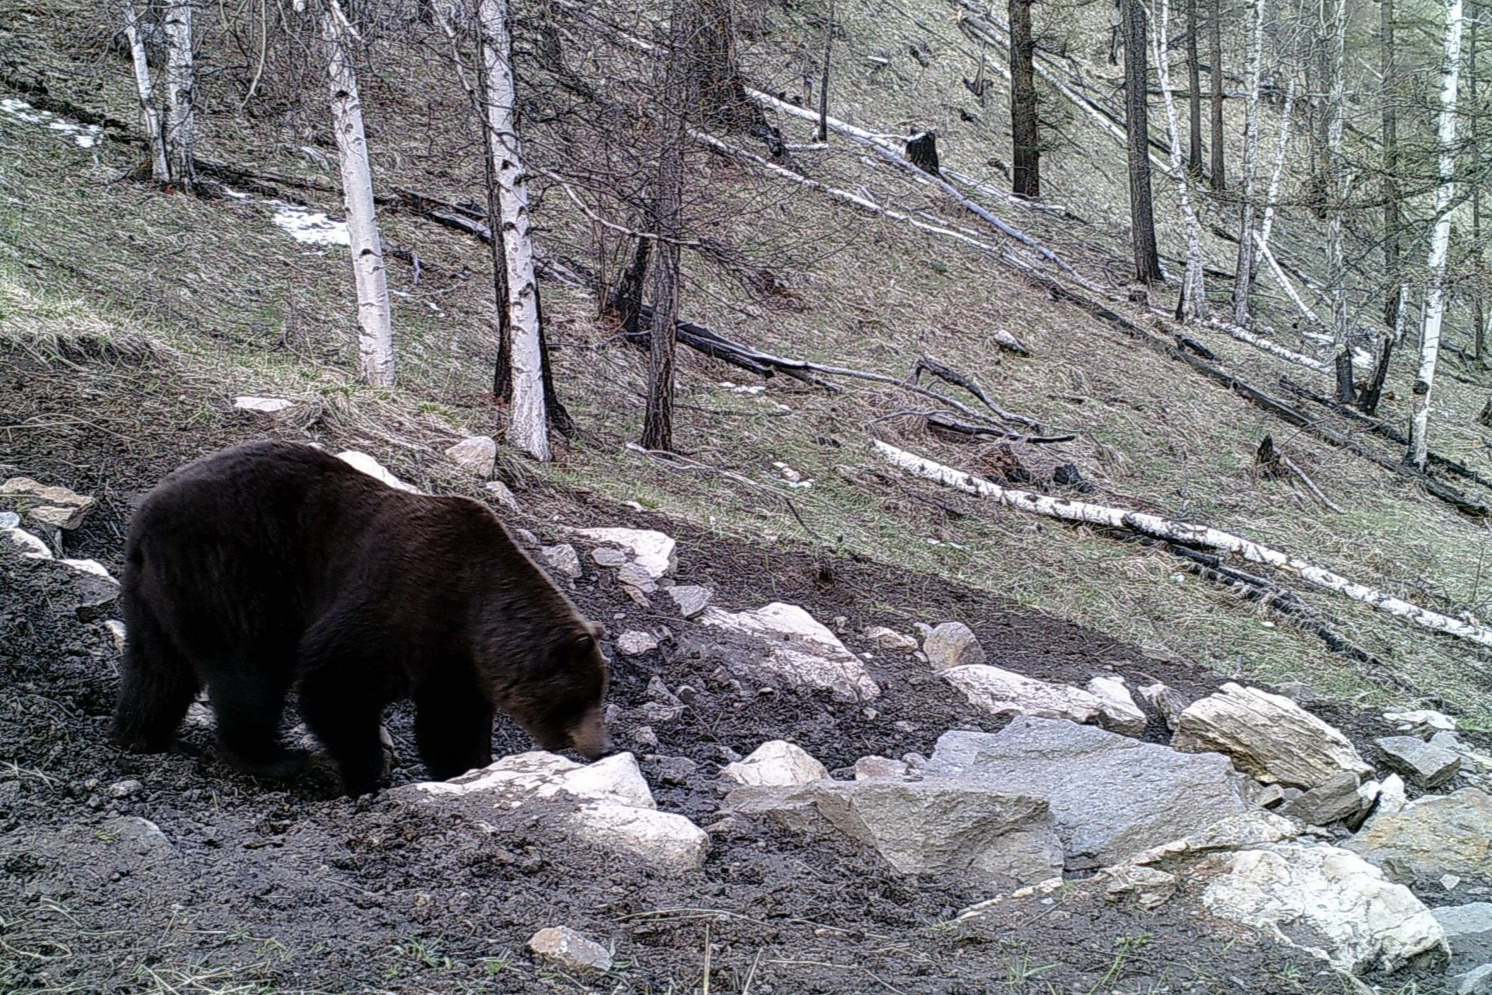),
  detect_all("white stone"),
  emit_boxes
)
[1137,681,1188,730]
[336,451,419,493]
[615,561,658,593]
[1377,735,1461,788]
[719,741,828,787]
[573,528,677,580]
[855,755,910,780]
[104,620,127,653]
[539,544,582,580]
[940,665,1102,723]
[922,622,985,671]
[1086,675,1148,736]
[484,480,520,511]
[445,435,498,478]
[864,626,919,652]
[666,585,712,619]
[572,800,710,871]
[1172,682,1372,789]
[699,602,880,701]
[233,395,293,414]
[1384,709,1457,736]
[616,630,658,656]
[527,926,612,974]
[0,477,95,529]
[60,558,118,584]
[1202,842,1447,973]
[2,526,53,559]
[0,512,18,529]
